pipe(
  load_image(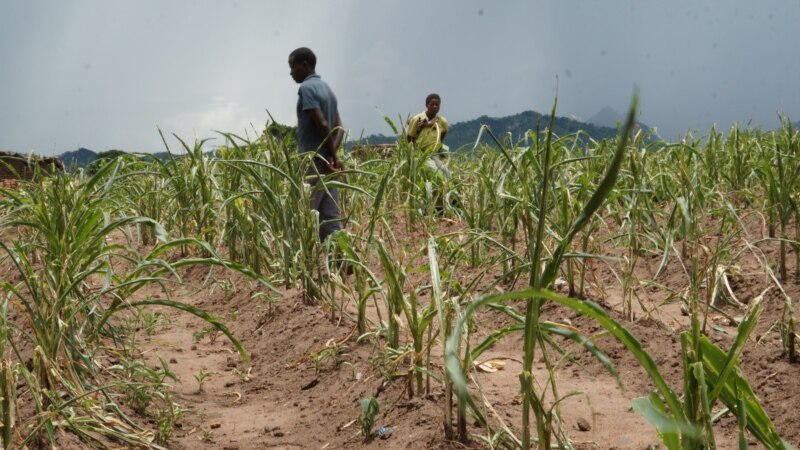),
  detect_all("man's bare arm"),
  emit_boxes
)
[406,117,418,143]
[309,108,344,169]
[309,108,339,159]
[330,115,344,152]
